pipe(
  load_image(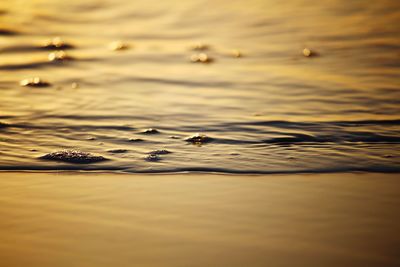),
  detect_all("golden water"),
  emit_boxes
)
[1,1,400,266]
[0,0,399,172]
